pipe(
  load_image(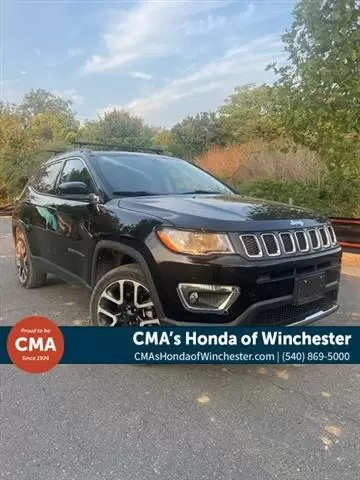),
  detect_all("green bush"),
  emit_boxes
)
[234,179,360,218]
